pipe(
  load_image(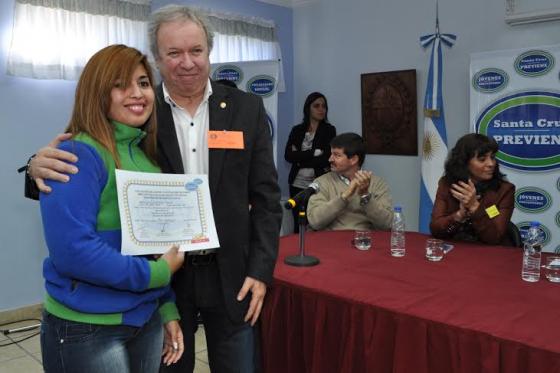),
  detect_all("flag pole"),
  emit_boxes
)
[435,0,439,34]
